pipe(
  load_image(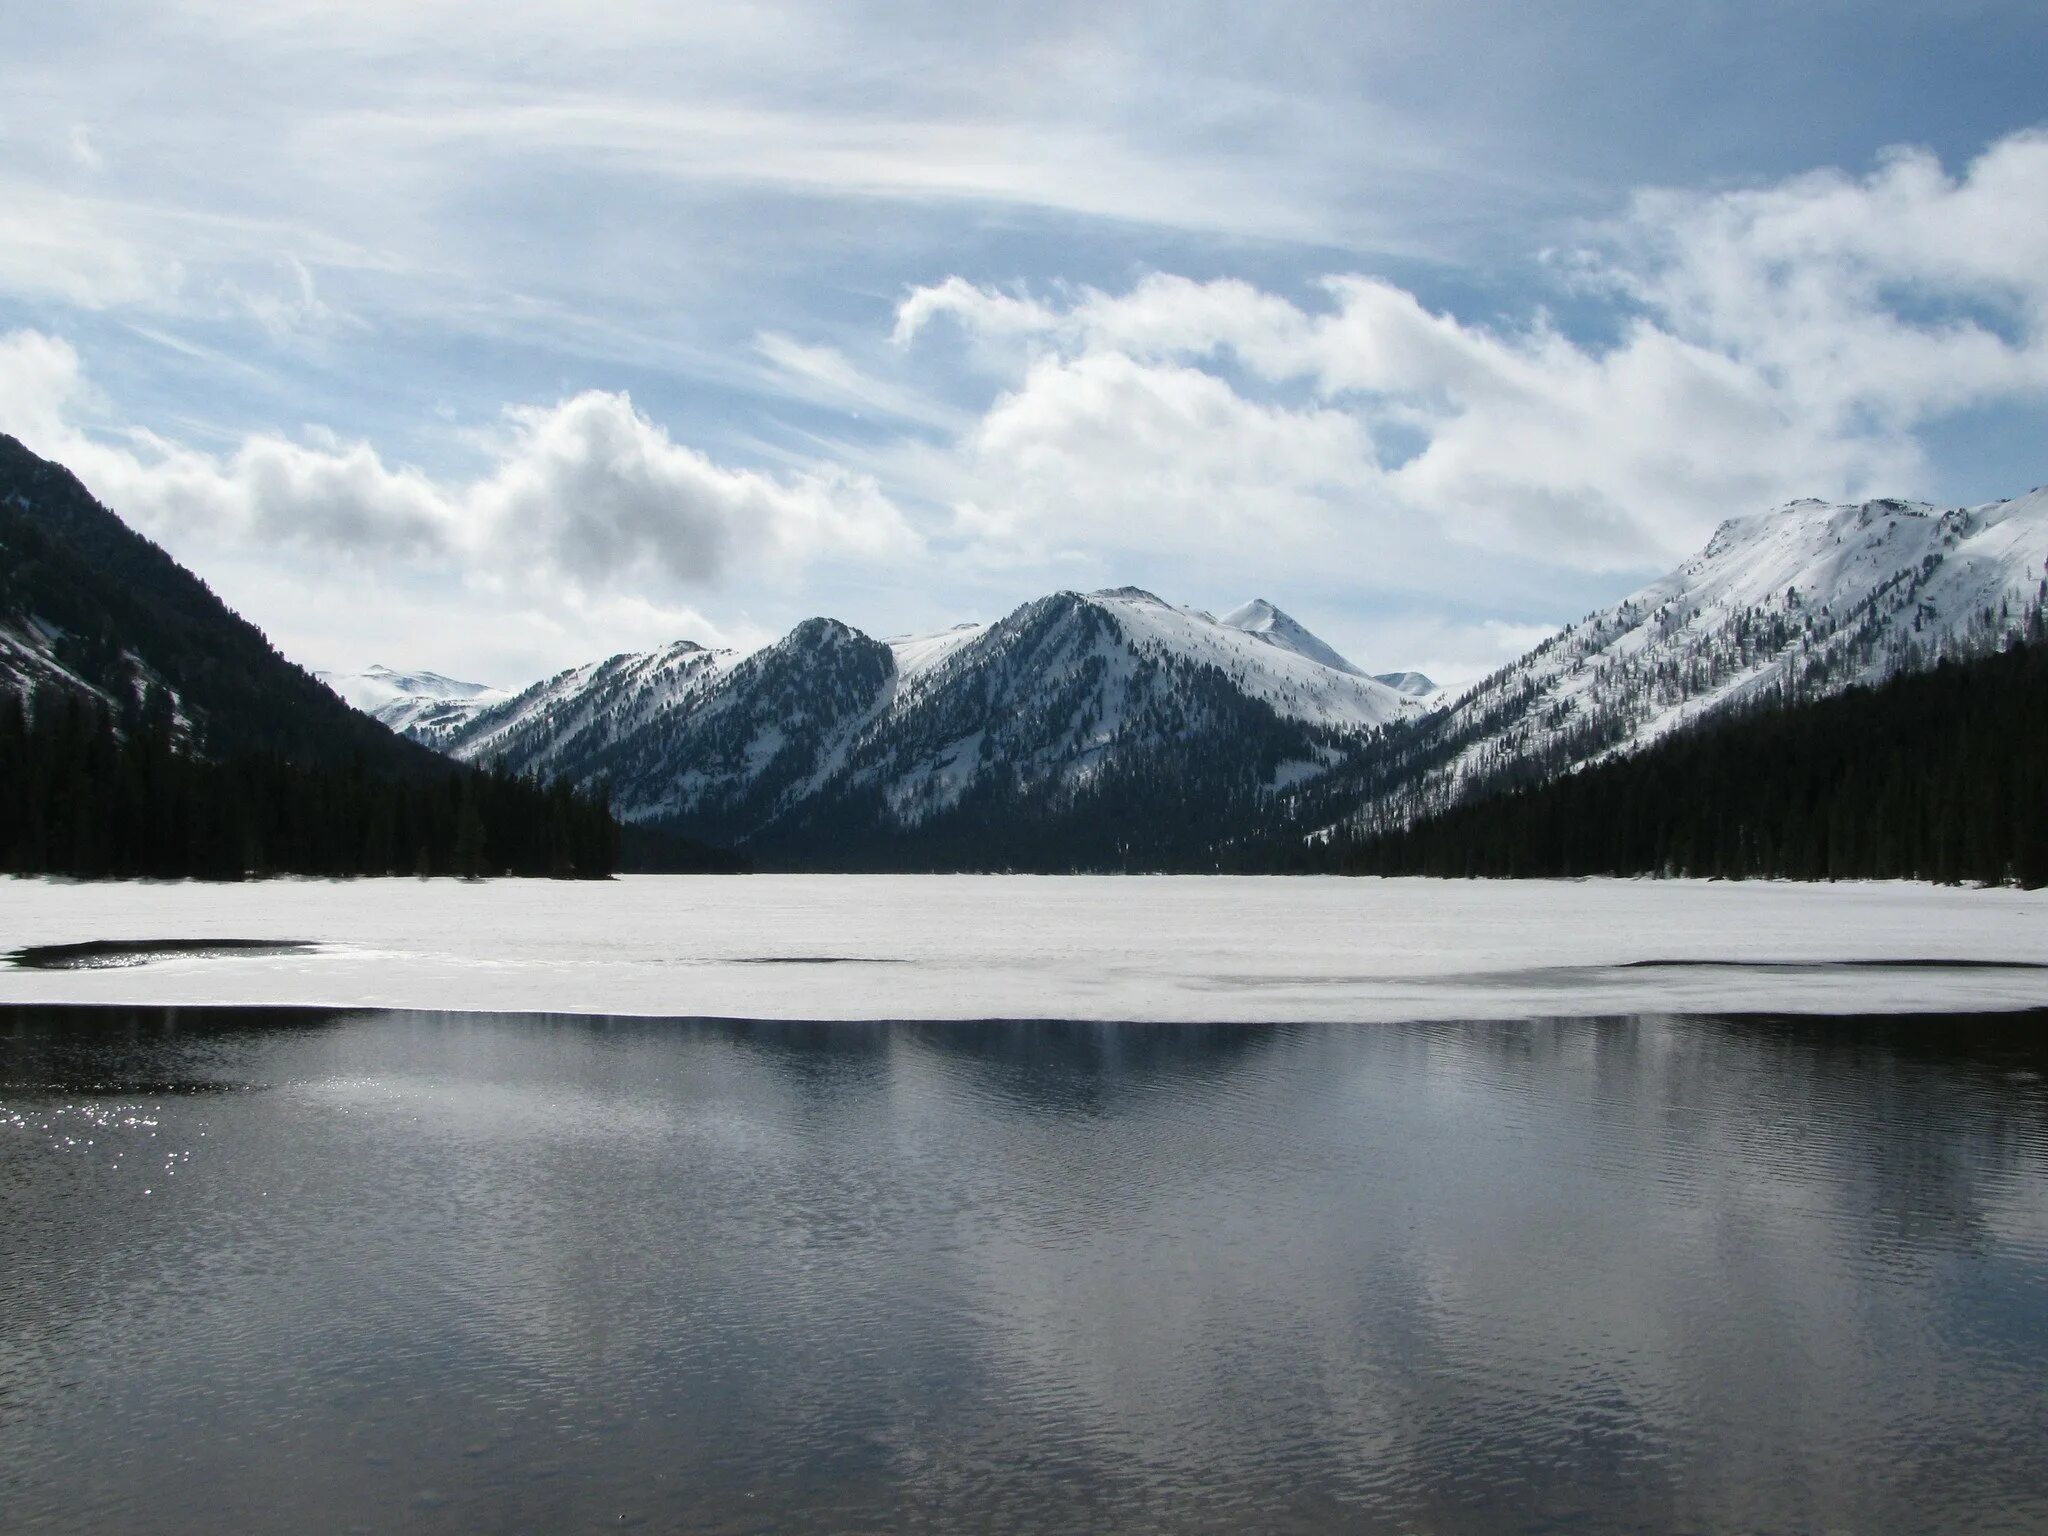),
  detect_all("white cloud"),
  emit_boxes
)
[318,96,1350,247]
[67,125,104,172]
[892,278,1065,350]
[947,351,1374,561]
[465,389,918,587]
[7,125,2046,684]
[1592,130,2048,426]
[752,331,963,429]
[0,328,919,637]
[894,130,2048,572]
[0,329,91,445]
[0,184,180,311]
[896,271,1900,571]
